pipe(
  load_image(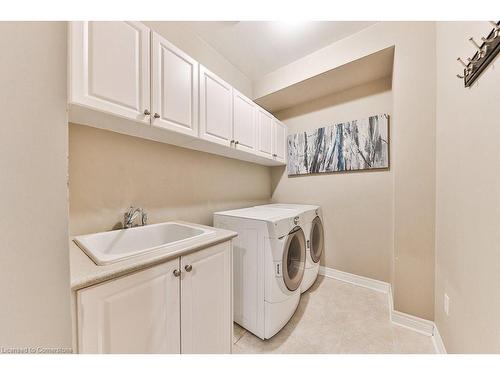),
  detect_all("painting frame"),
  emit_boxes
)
[287,114,390,176]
